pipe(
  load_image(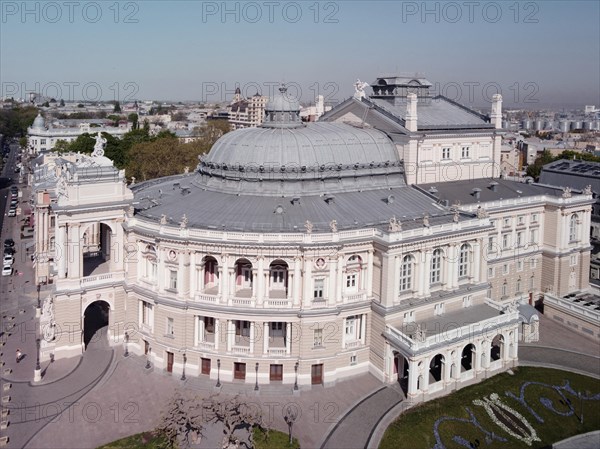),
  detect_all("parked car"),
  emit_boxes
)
[1,265,12,276]
[3,247,15,256]
[4,239,15,248]
[3,254,13,266]
[8,208,16,217]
